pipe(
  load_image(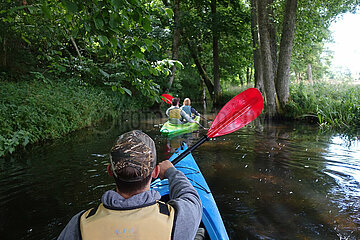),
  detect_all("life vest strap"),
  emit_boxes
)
[158,201,170,216]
